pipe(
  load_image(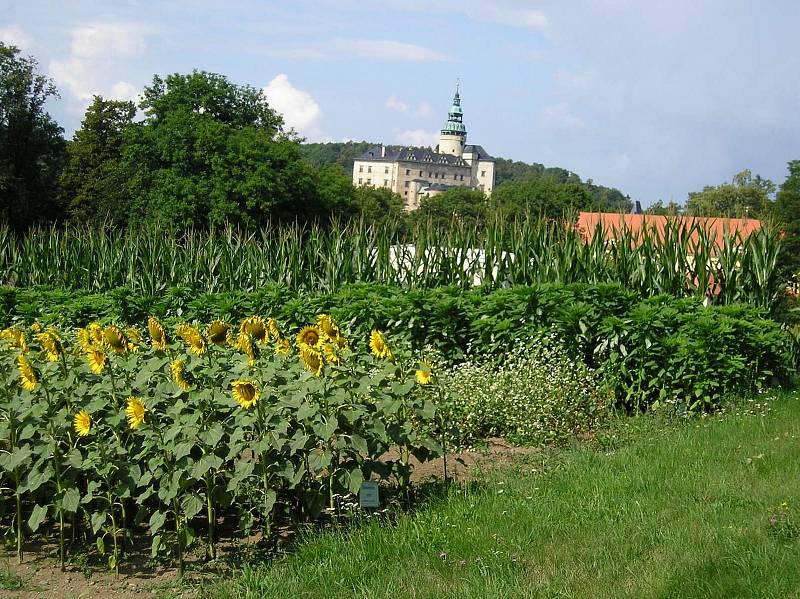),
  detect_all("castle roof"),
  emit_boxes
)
[356,146,469,167]
[464,144,494,162]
